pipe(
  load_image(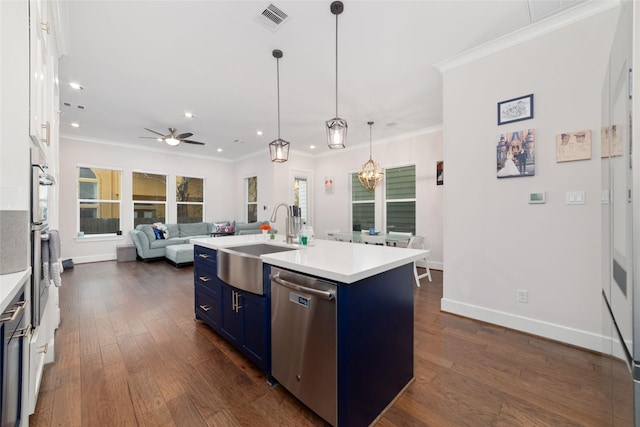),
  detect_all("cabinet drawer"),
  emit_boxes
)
[194,264,220,295]
[195,286,219,330]
[194,245,217,269]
